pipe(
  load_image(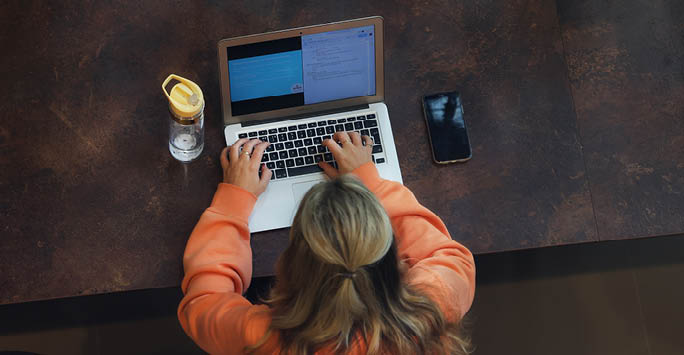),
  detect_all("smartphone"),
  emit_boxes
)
[422,91,472,164]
